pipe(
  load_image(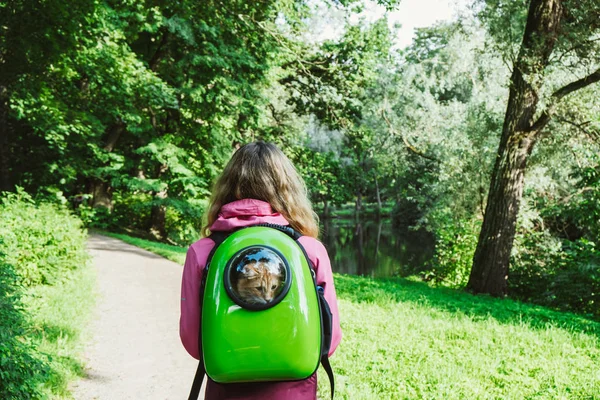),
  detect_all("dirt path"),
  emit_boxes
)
[72,234,203,399]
